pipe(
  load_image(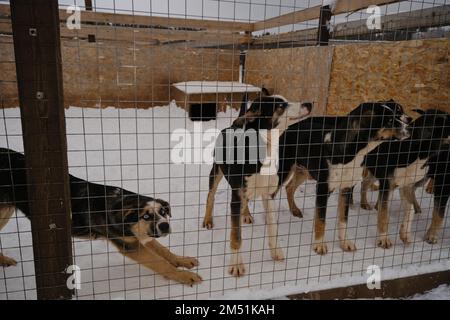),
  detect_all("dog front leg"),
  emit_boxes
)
[285,167,308,218]
[262,194,284,261]
[361,169,376,210]
[0,205,17,266]
[145,240,199,269]
[241,195,254,225]
[338,187,357,252]
[203,164,223,229]
[313,182,330,255]
[425,193,449,244]
[399,186,416,244]
[228,189,245,277]
[377,181,393,249]
[117,242,202,286]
